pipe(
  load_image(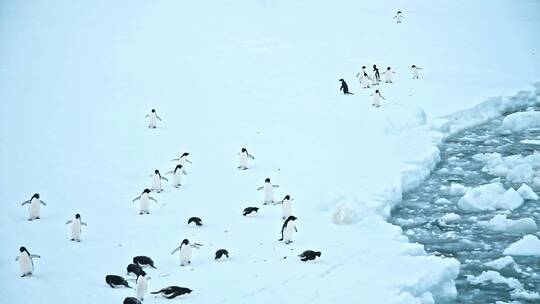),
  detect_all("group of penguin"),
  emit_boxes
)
[338,11,423,107]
